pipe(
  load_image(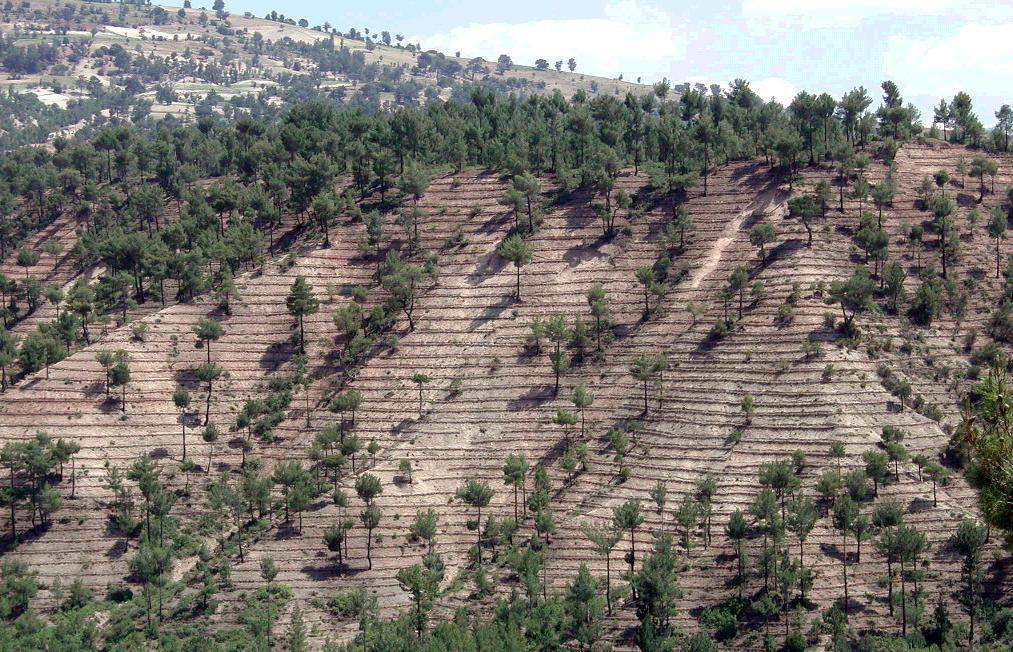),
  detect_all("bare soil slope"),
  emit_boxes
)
[2,143,1010,648]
